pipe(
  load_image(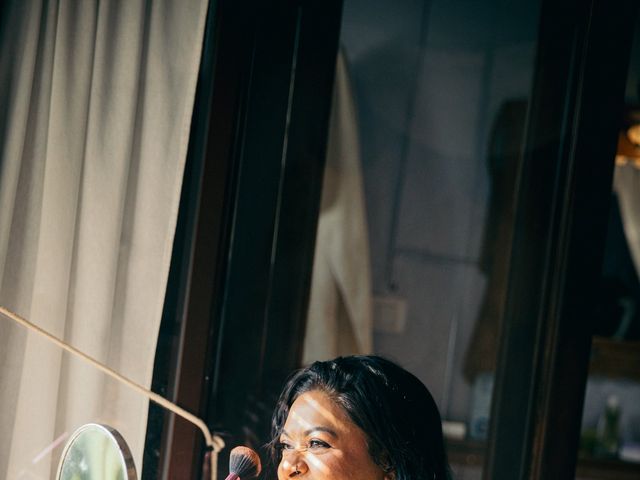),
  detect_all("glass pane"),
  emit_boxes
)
[576,10,640,480]
[302,0,541,478]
